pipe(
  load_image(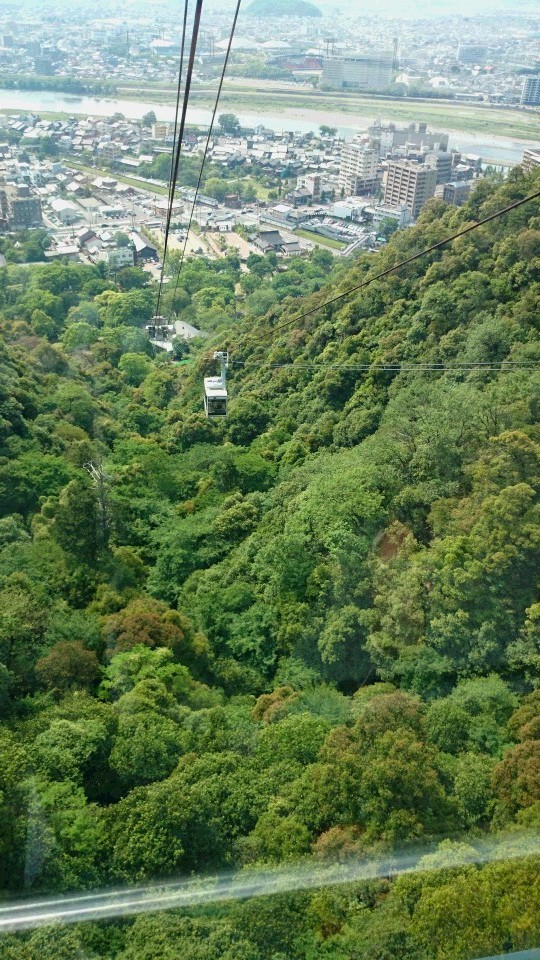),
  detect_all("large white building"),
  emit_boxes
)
[521,76,540,106]
[50,198,80,224]
[339,138,379,196]
[107,246,134,269]
[370,203,411,230]
[322,51,393,91]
